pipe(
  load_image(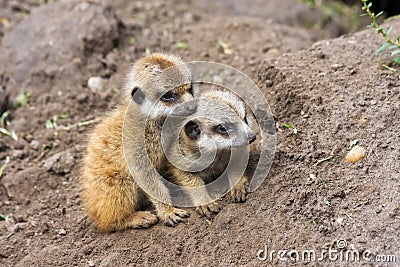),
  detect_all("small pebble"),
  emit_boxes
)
[76,2,90,12]
[12,150,25,159]
[99,253,116,267]
[77,93,89,103]
[88,77,104,93]
[266,48,280,58]
[345,145,366,163]
[330,64,342,71]
[83,247,93,256]
[58,229,67,236]
[30,140,41,150]
[316,52,326,59]
[13,222,27,232]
